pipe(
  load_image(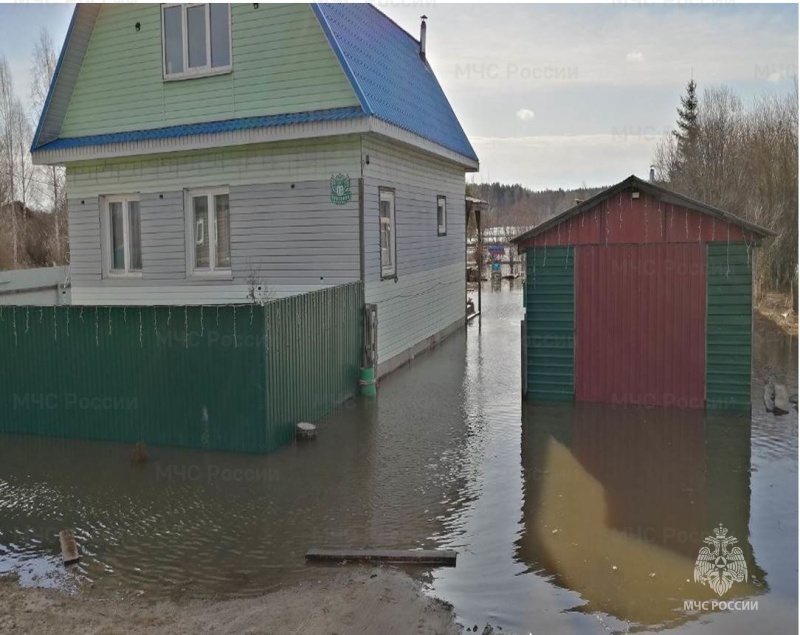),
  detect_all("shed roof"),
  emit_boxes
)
[510,175,774,245]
